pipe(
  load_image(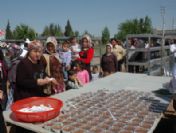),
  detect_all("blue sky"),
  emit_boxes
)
[0,0,175,37]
